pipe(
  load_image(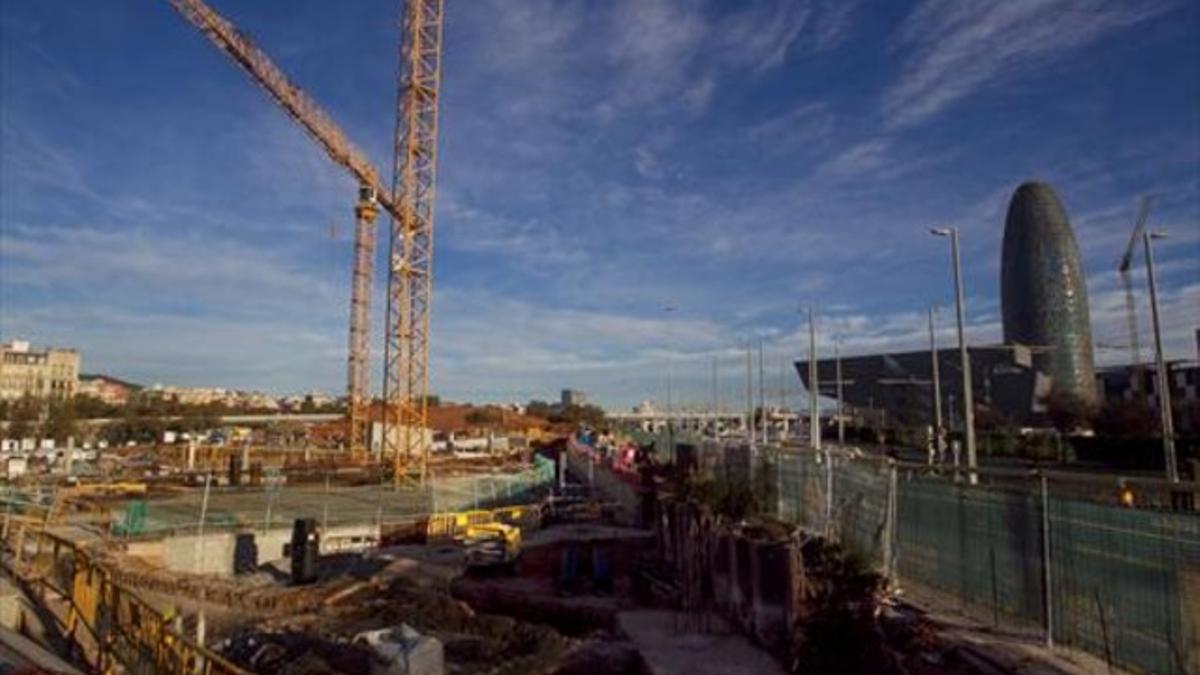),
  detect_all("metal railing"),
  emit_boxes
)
[2,525,246,674]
